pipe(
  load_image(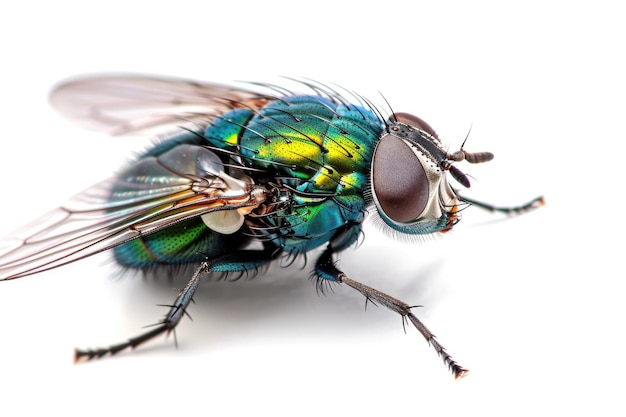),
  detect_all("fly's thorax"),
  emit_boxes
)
[370,115,461,235]
[236,96,383,188]
[244,174,369,255]
[202,95,384,250]
[203,95,386,252]
[204,109,254,150]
